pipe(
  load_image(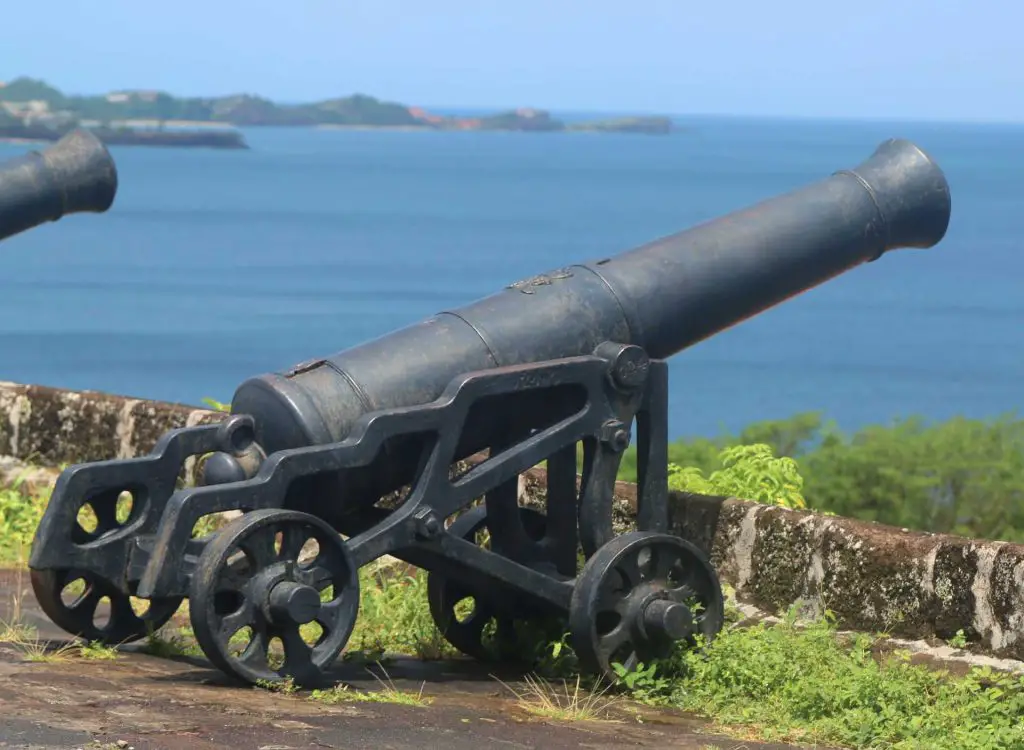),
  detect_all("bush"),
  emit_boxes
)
[620,412,1024,543]
[667,443,807,510]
